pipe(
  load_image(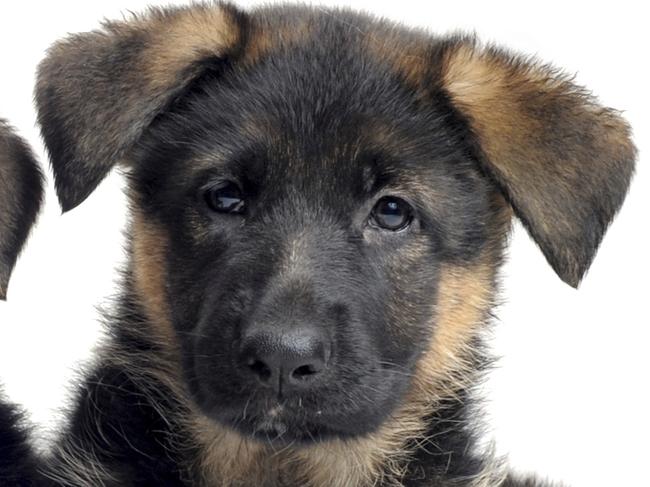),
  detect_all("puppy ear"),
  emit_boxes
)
[440,39,636,287]
[35,3,246,212]
[0,121,44,300]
